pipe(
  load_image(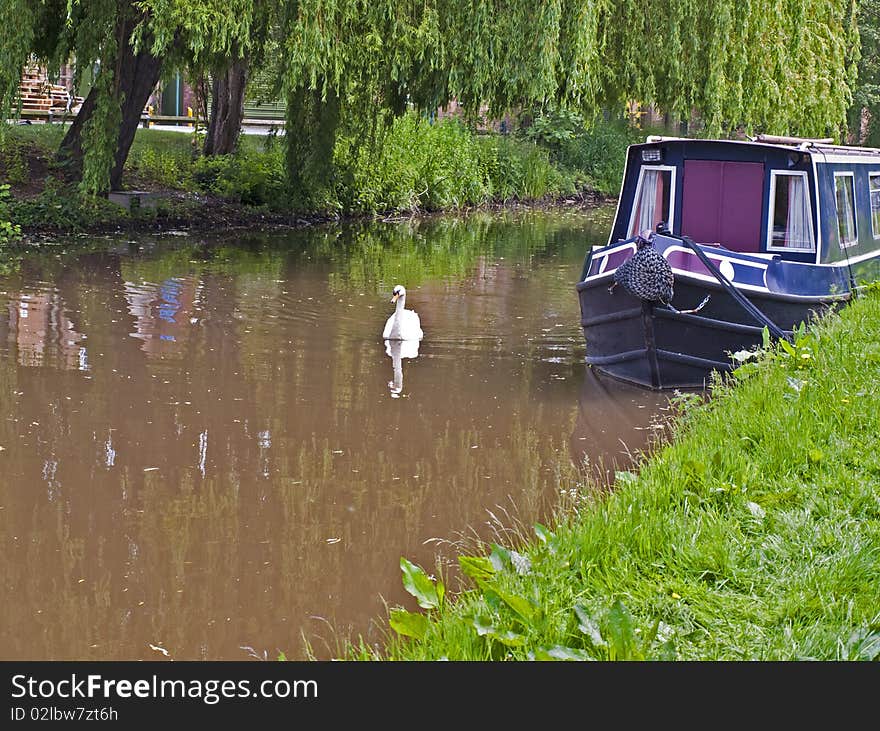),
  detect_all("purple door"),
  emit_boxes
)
[681,160,764,252]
